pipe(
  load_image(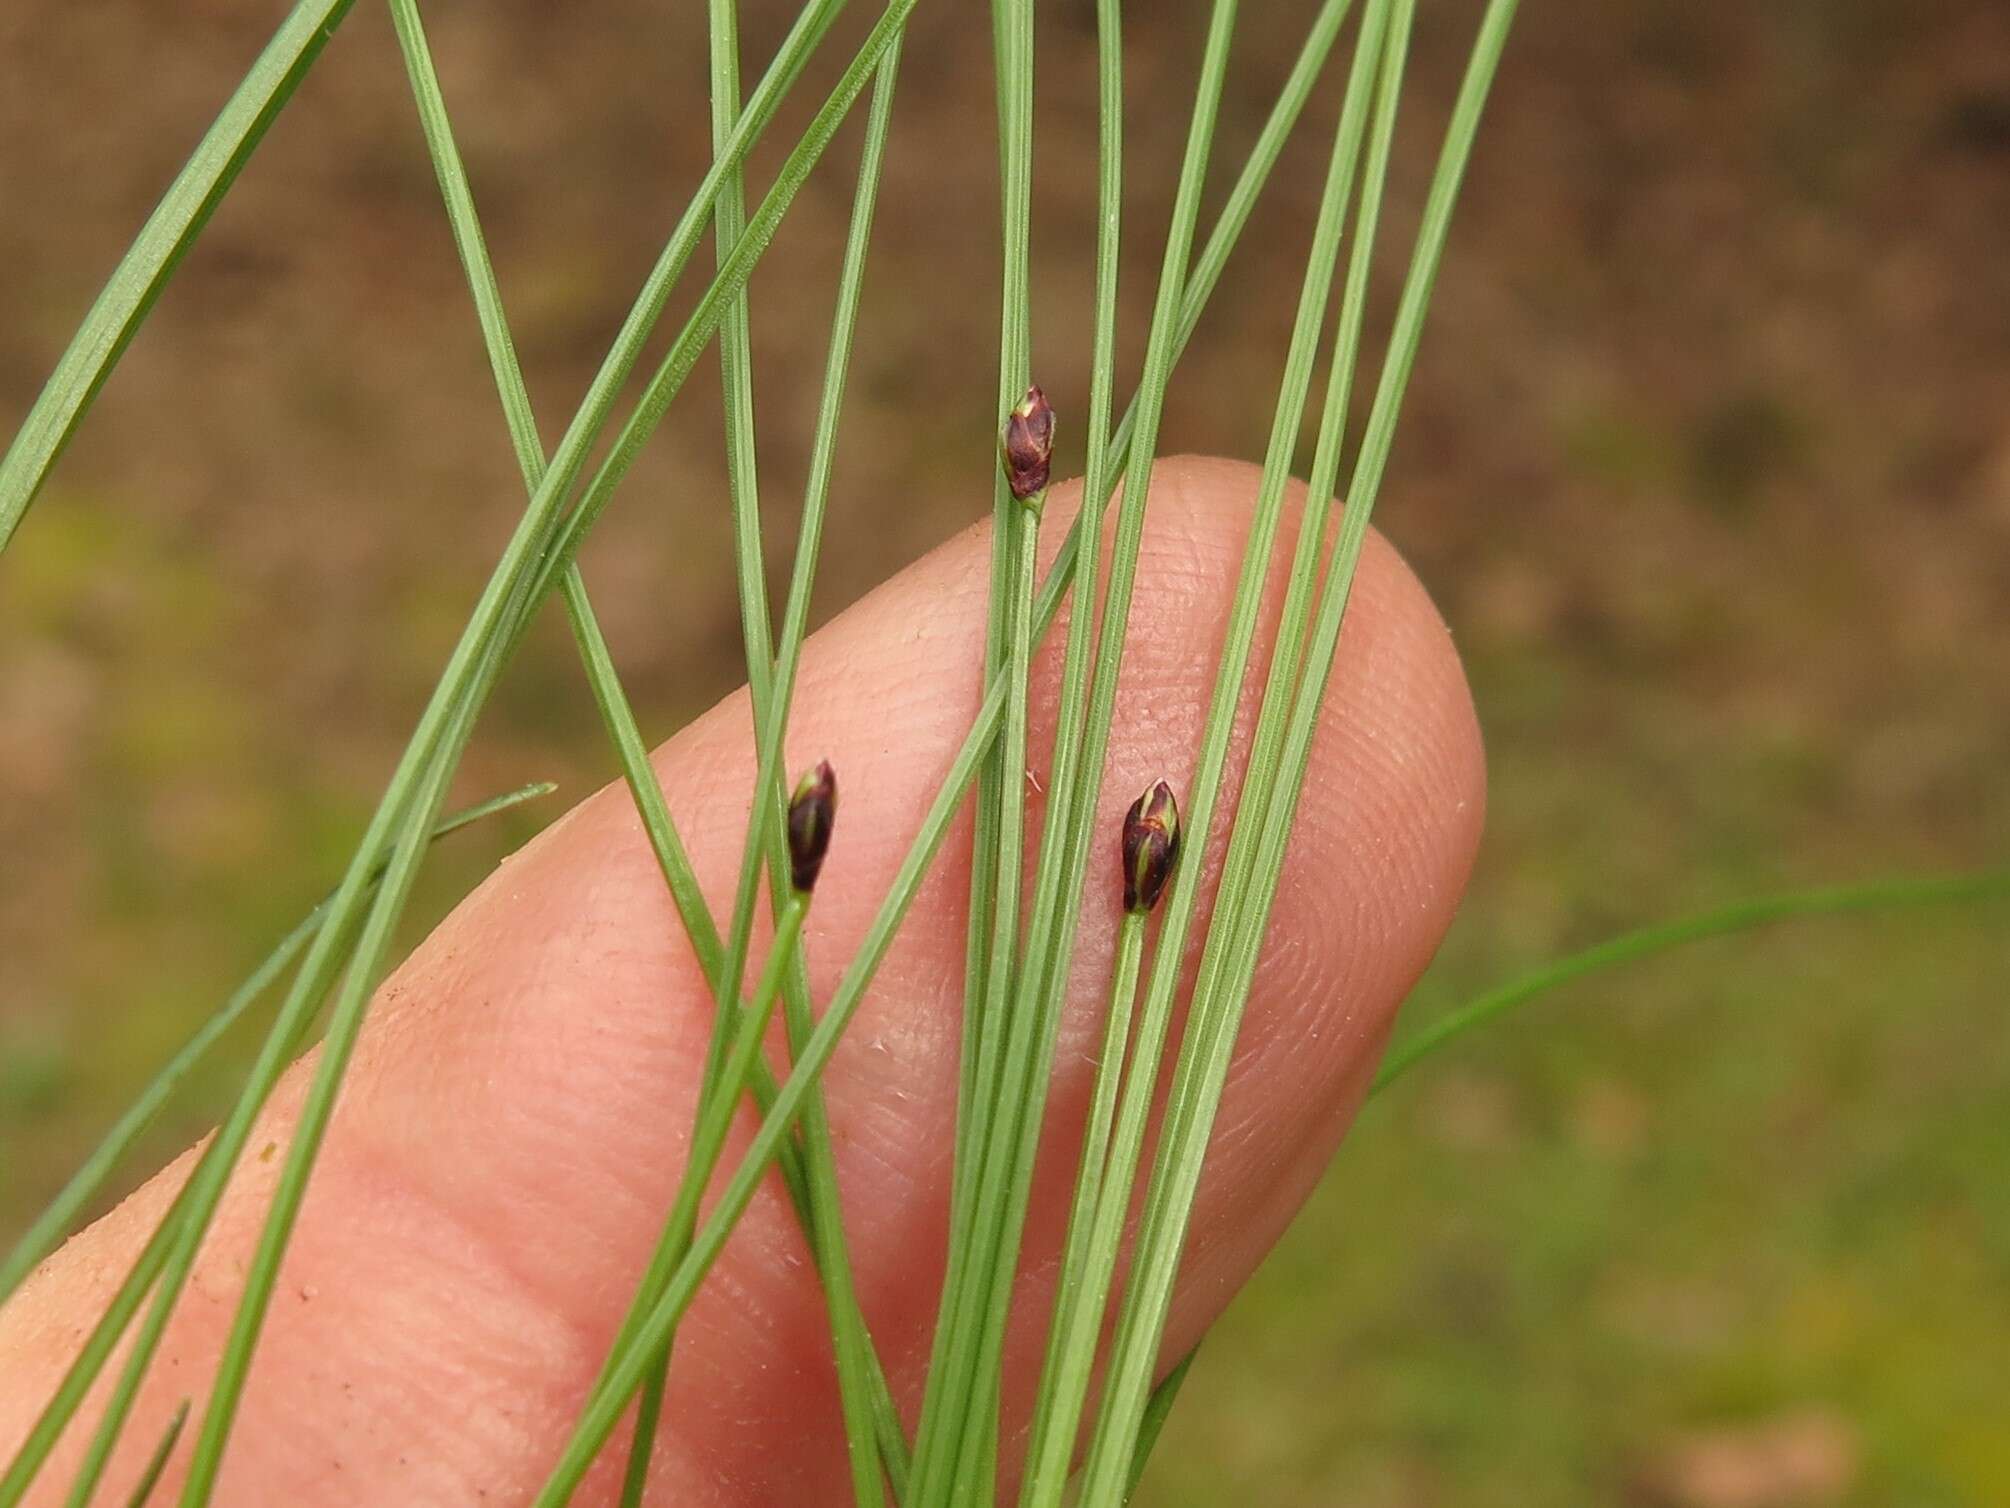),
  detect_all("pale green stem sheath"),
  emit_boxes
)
[531,675,1006,1506]
[1018,910,1146,1505]
[0,0,357,553]
[1076,8,1518,1499]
